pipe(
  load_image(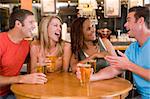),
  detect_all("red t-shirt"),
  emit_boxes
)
[0,32,30,96]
